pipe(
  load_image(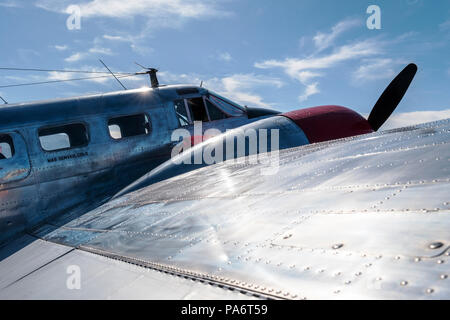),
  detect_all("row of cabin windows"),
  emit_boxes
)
[0,95,244,159]
[174,95,245,127]
[0,113,150,158]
